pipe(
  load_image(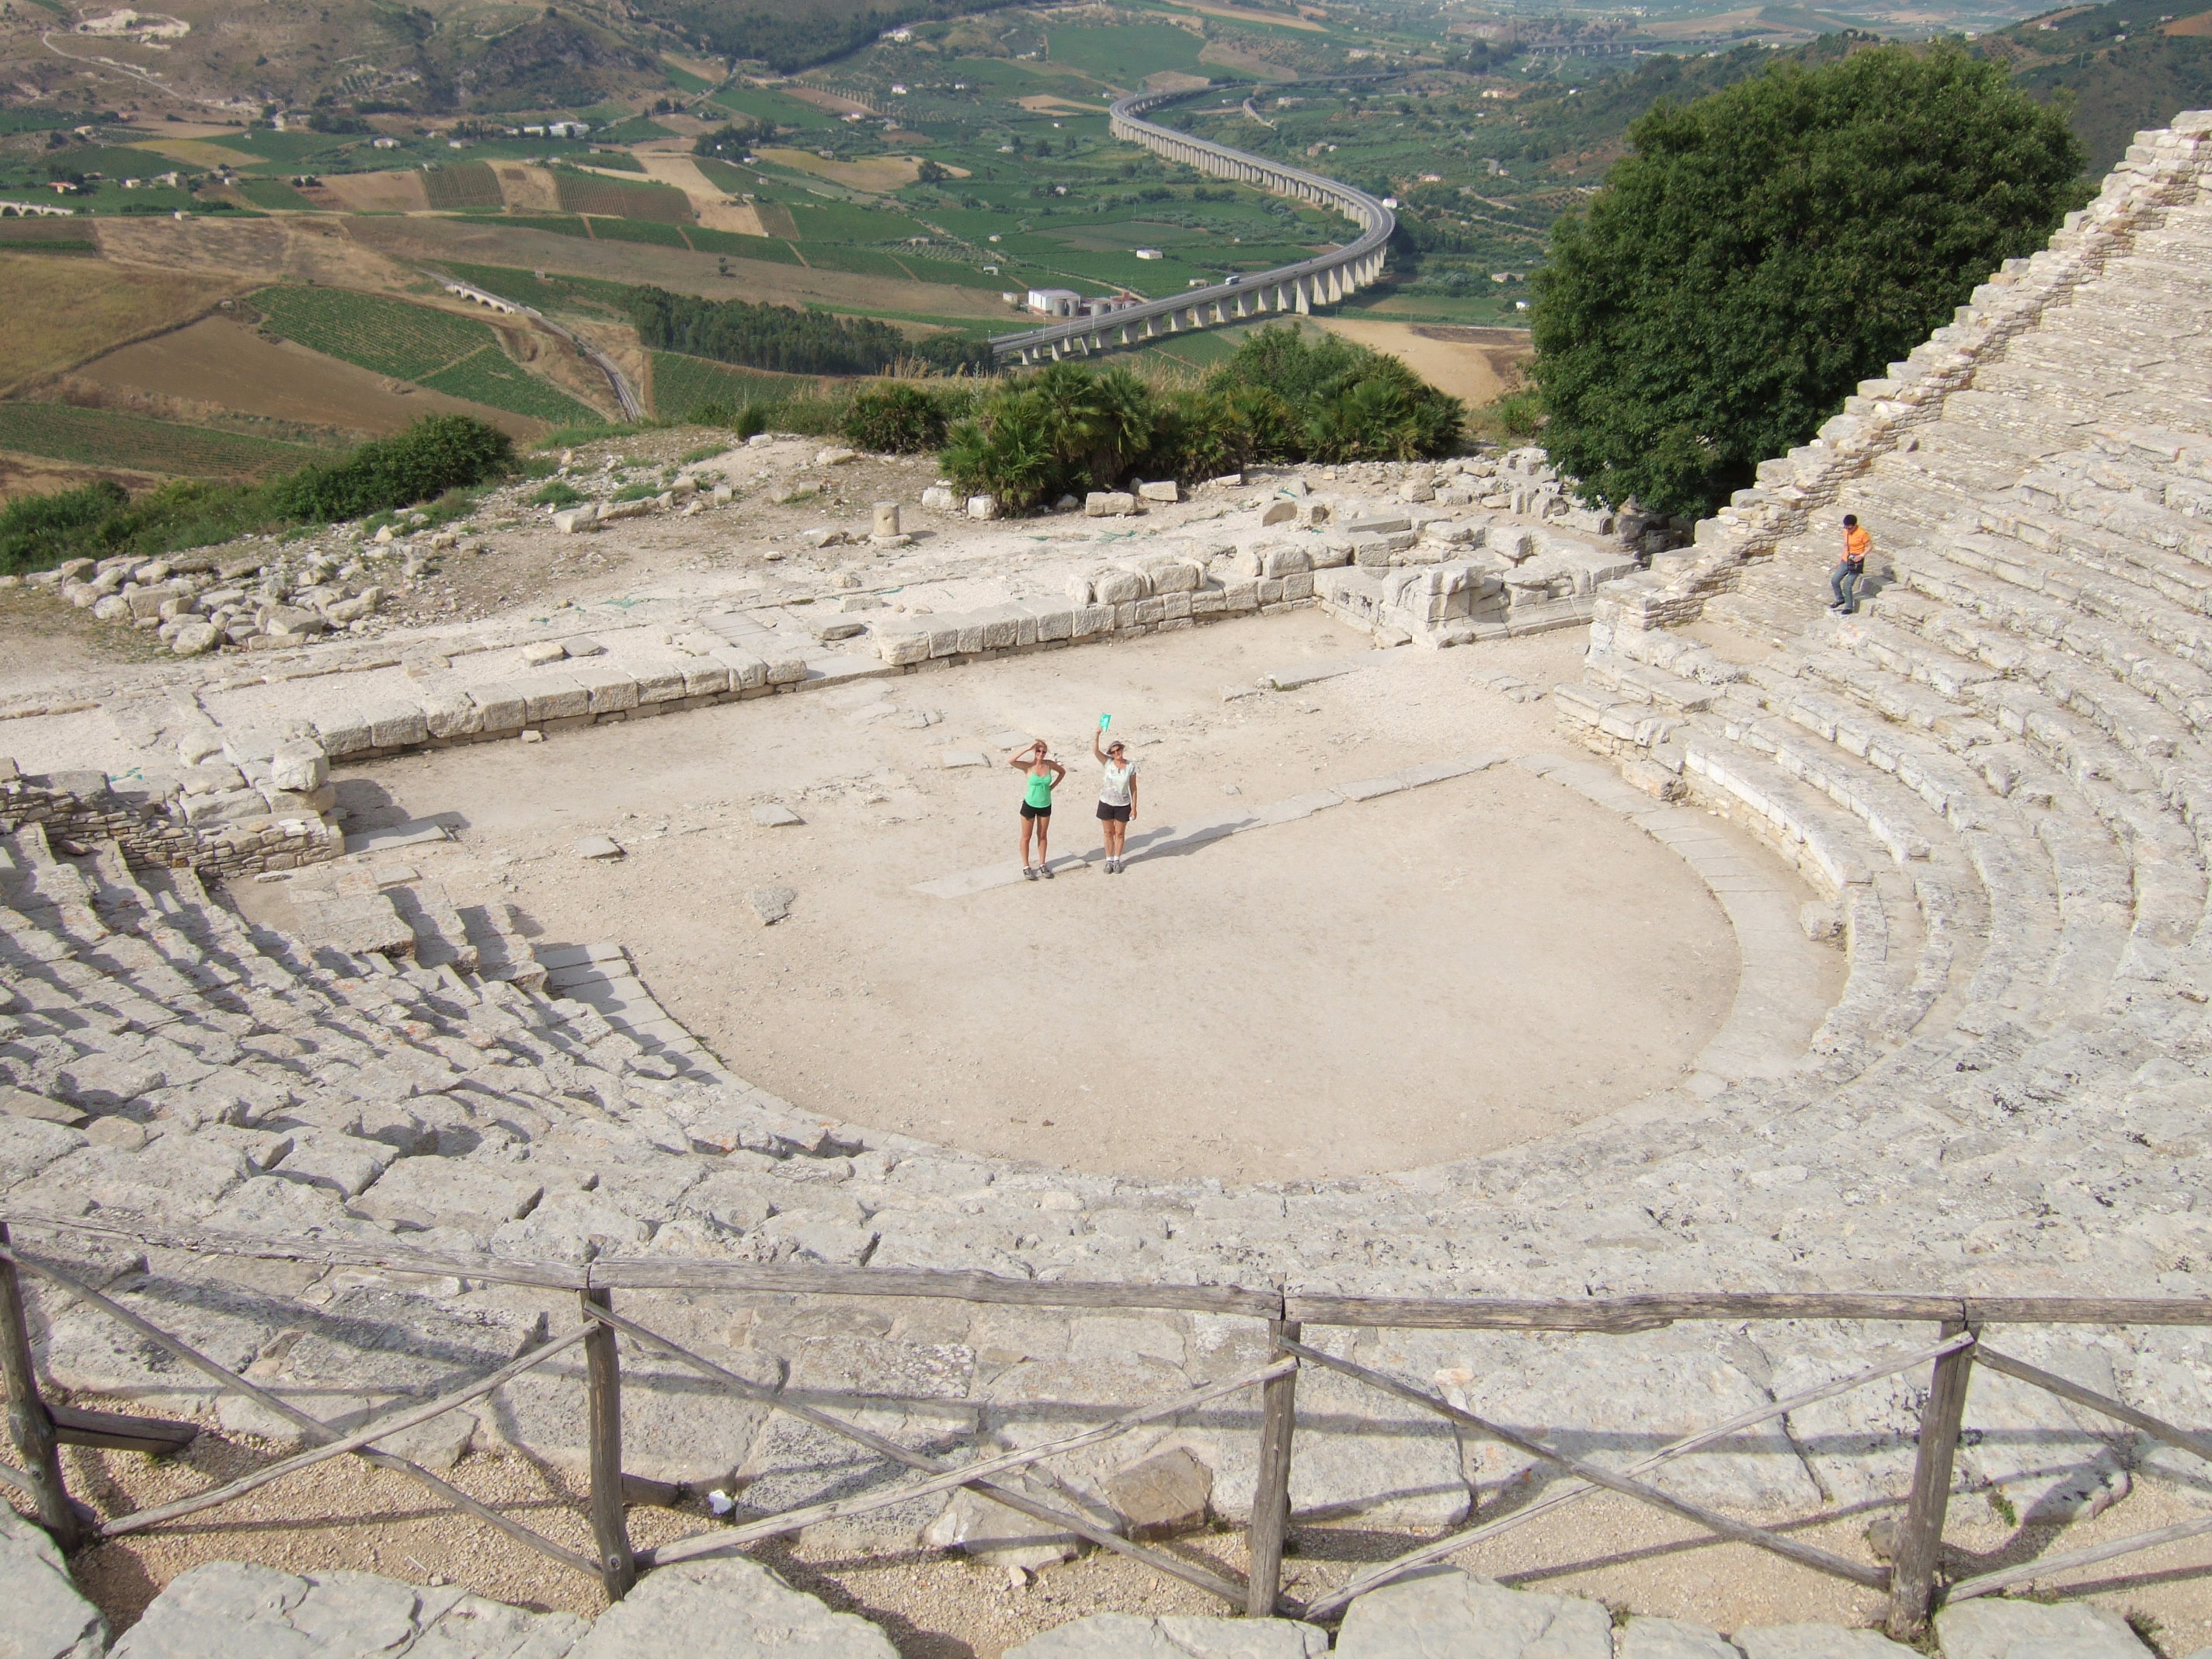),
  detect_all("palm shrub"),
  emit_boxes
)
[844,381,972,453]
